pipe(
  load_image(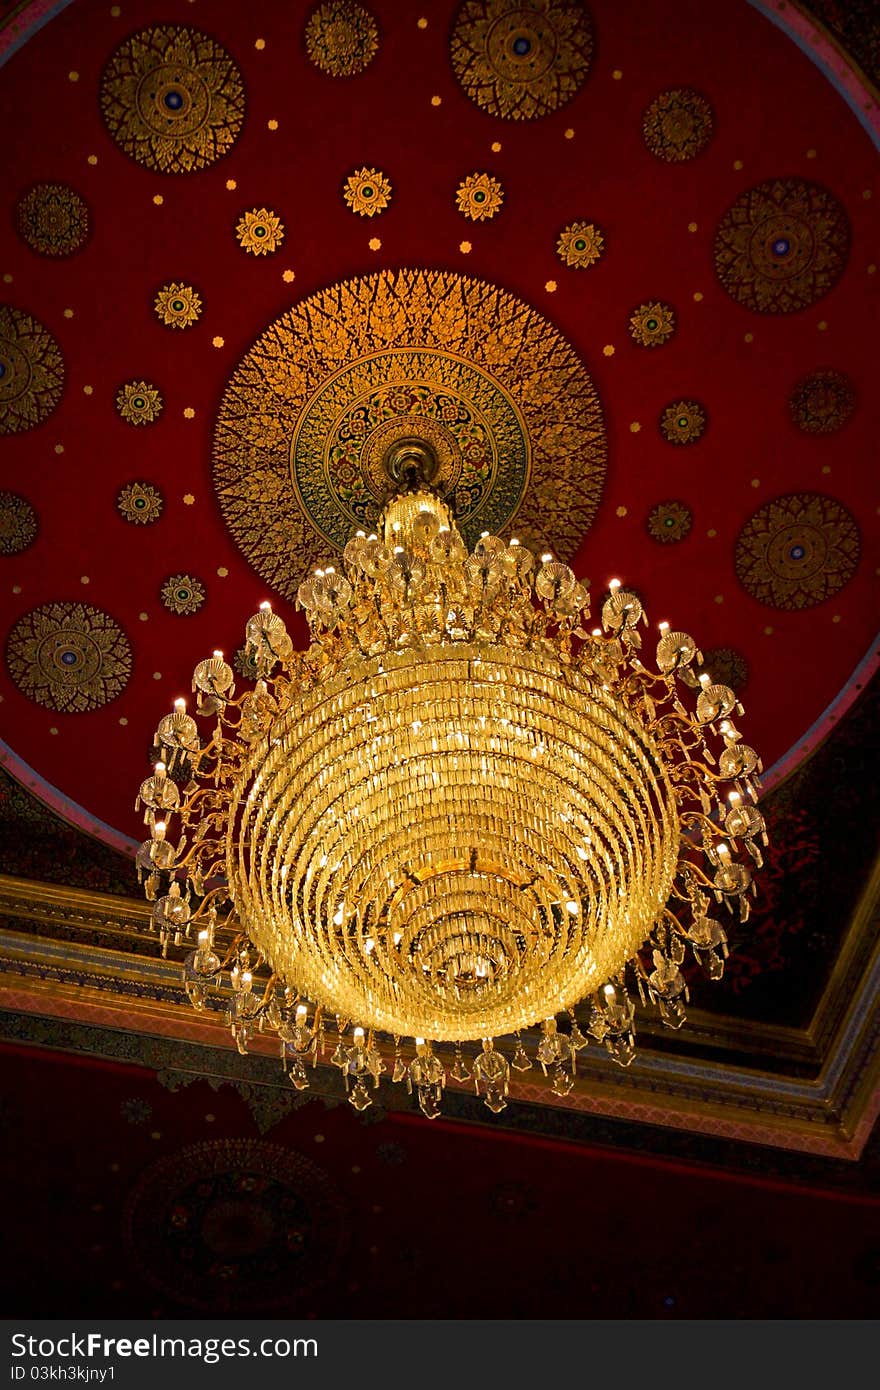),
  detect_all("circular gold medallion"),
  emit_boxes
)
[0,306,64,435]
[715,179,850,314]
[6,602,132,712]
[213,270,606,597]
[15,183,90,257]
[451,0,594,121]
[100,25,245,174]
[735,493,859,609]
